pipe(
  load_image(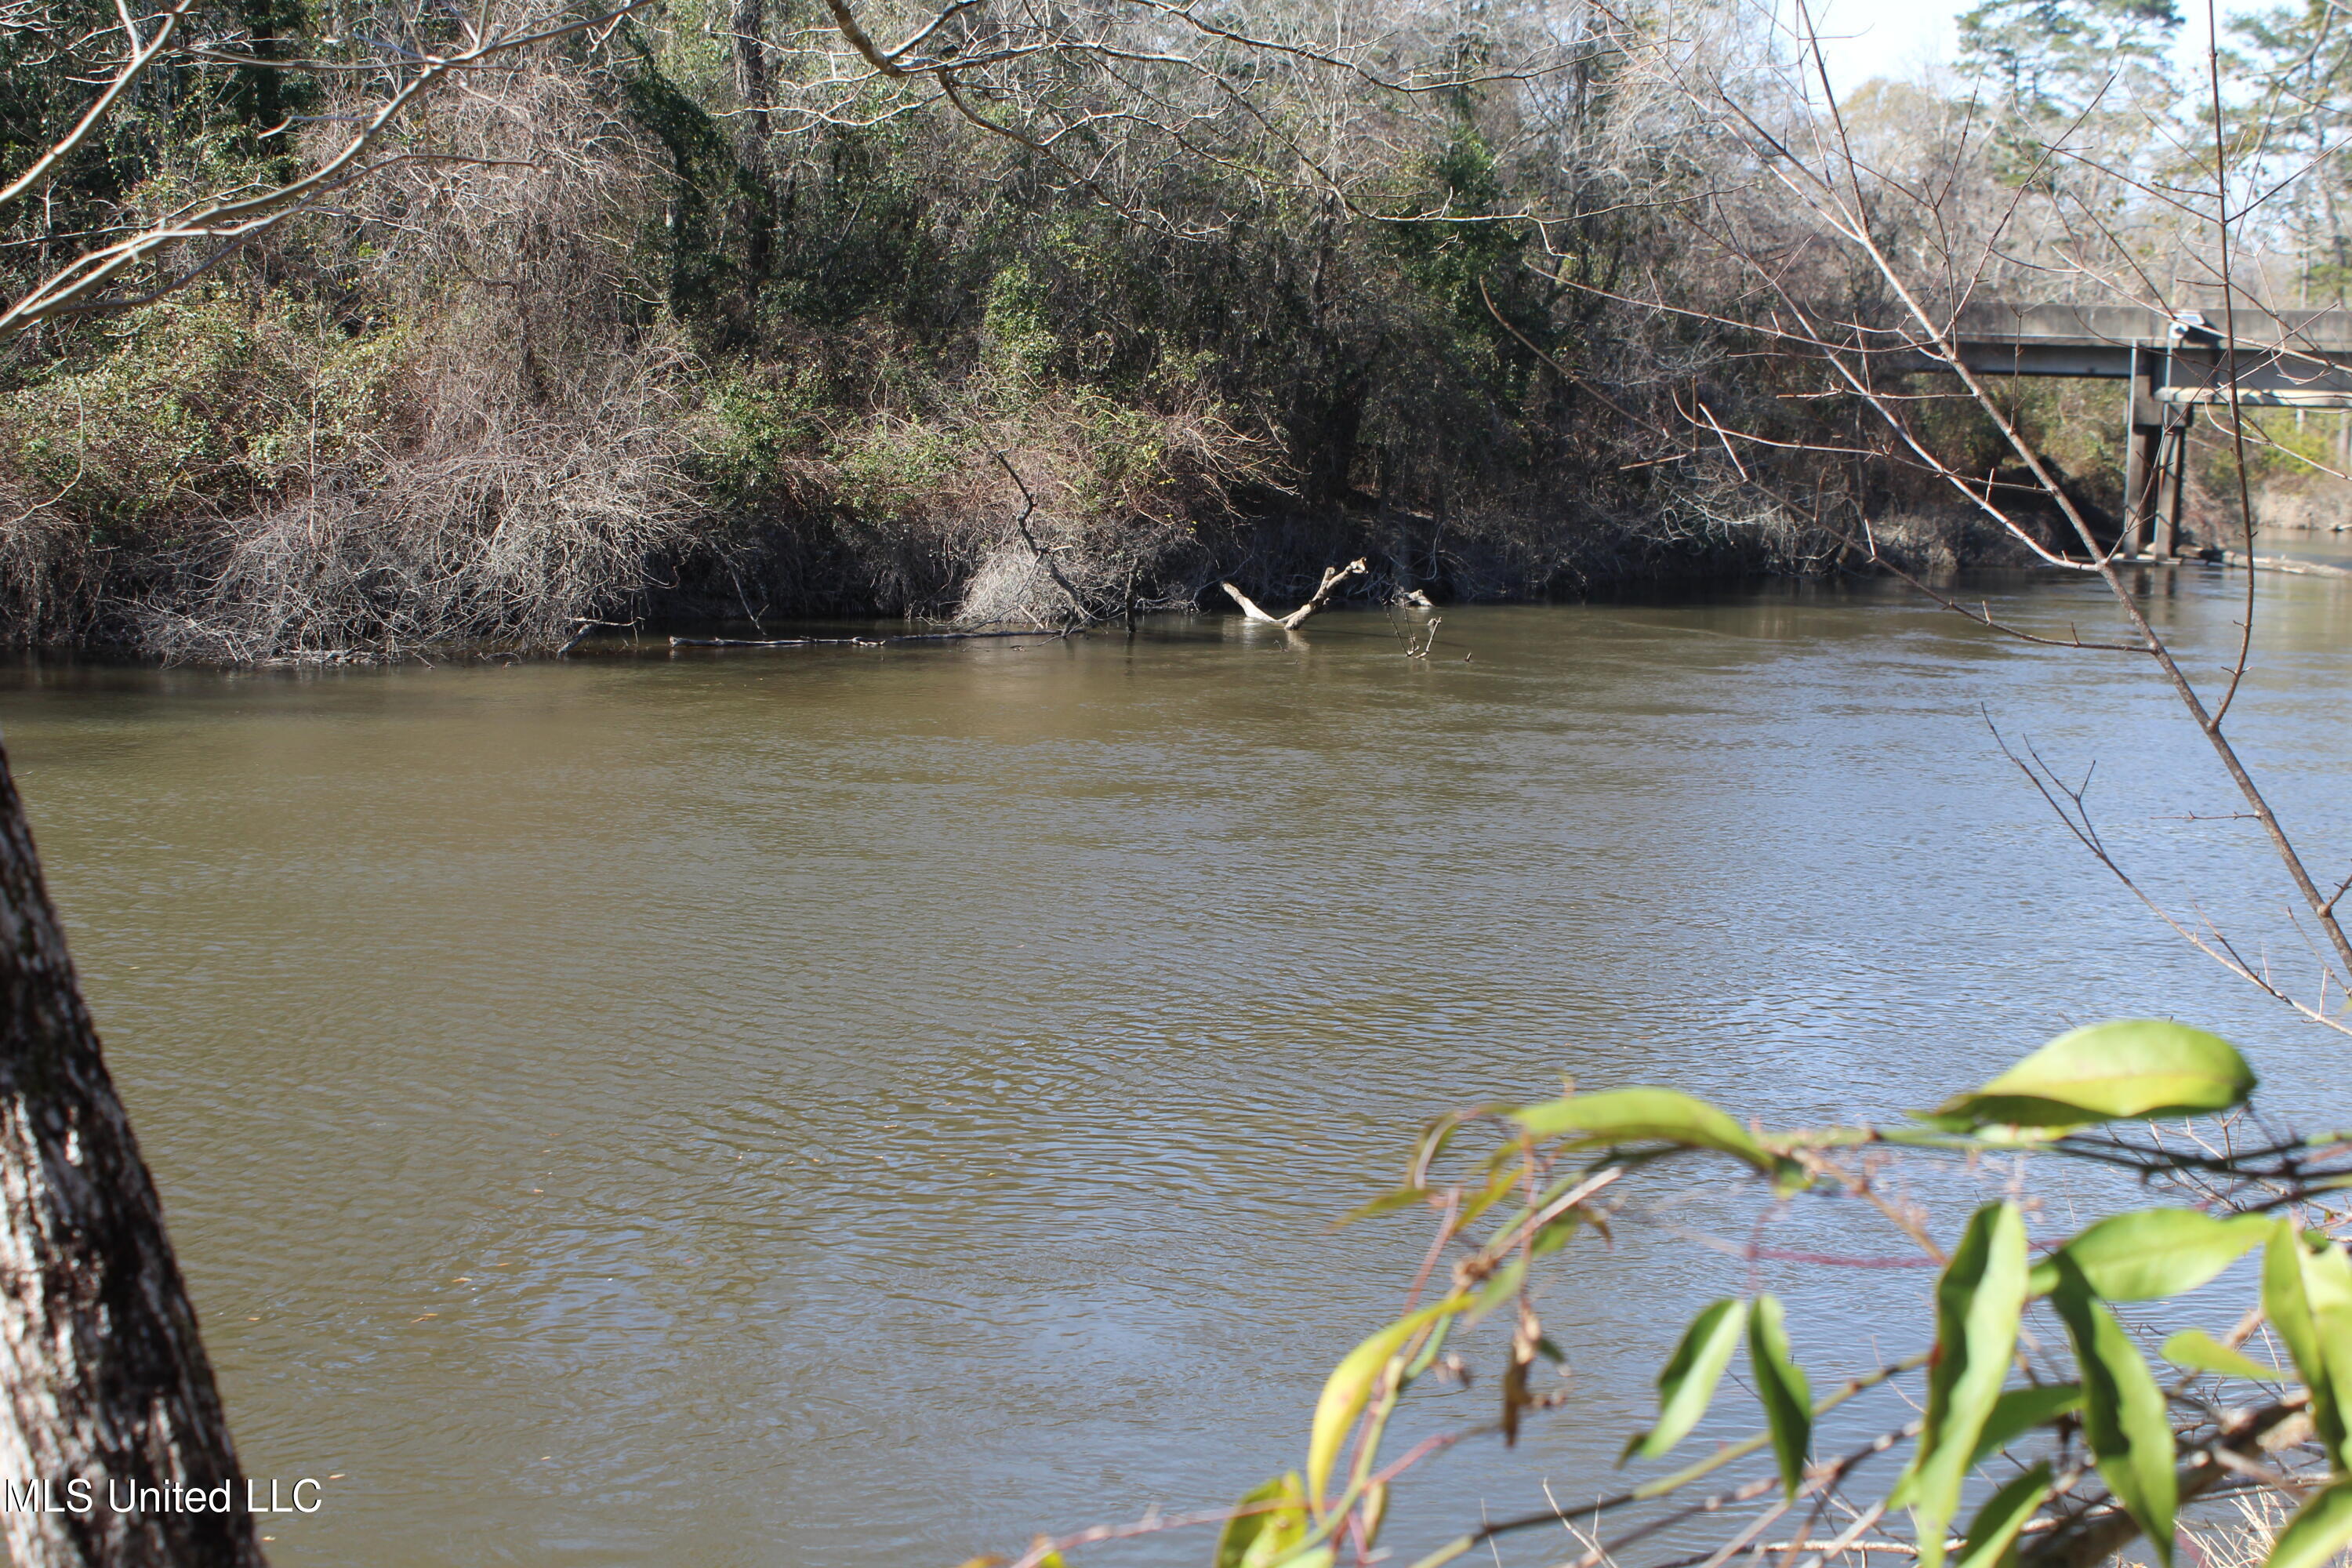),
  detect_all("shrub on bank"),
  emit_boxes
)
[0,9,2058,661]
